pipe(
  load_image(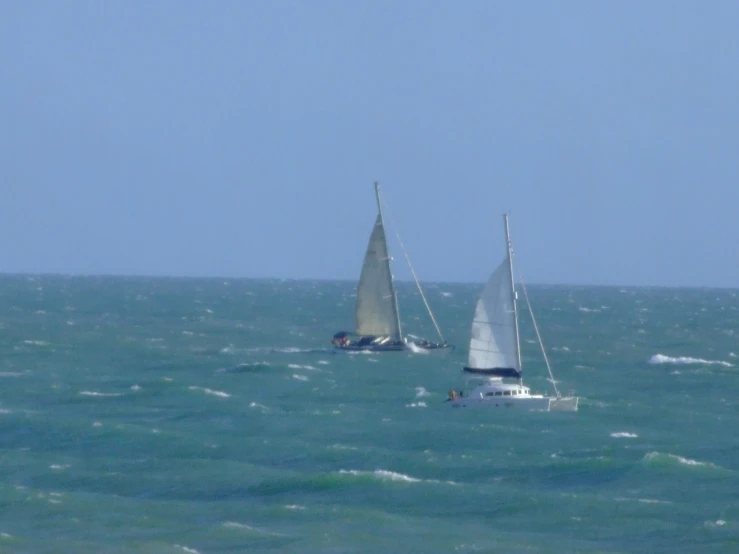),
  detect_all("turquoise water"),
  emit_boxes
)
[1,275,738,553]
